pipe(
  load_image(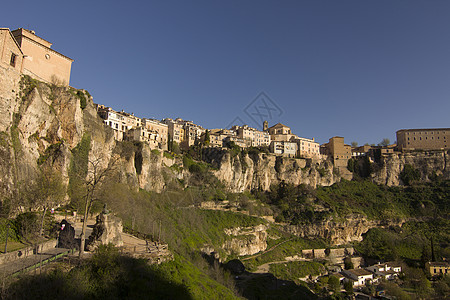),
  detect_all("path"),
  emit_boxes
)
[0,247,72,277]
